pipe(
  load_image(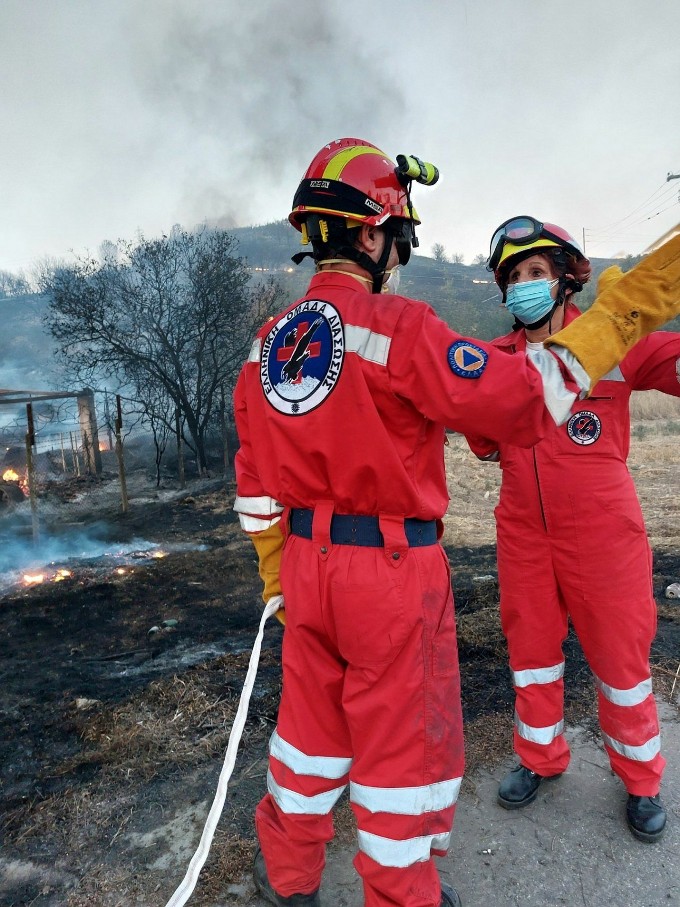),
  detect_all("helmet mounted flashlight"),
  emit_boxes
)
[396,154,440,187]
[394,154,439,250]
